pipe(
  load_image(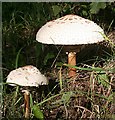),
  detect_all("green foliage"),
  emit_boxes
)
[63,64,105,72]
[90,2,106,14]
[2,3,54,70]
[61,91,74,105]
[58,66,63,90]
[52,5,61,17]
[96,71,109,88]
[32,104,44,120]
[51,91,74,106]
[43,52,55,66]
[101,33,115,55]
[15,47,23,69]
[30,93,44,119]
